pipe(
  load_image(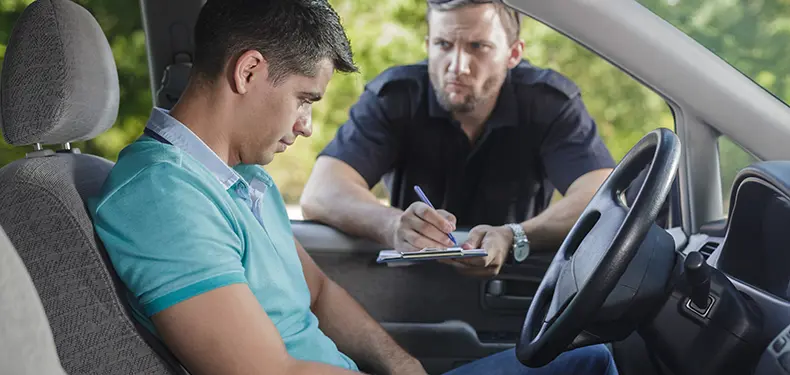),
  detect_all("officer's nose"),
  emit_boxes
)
[448,47,471,75]
[294,104,313,138]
